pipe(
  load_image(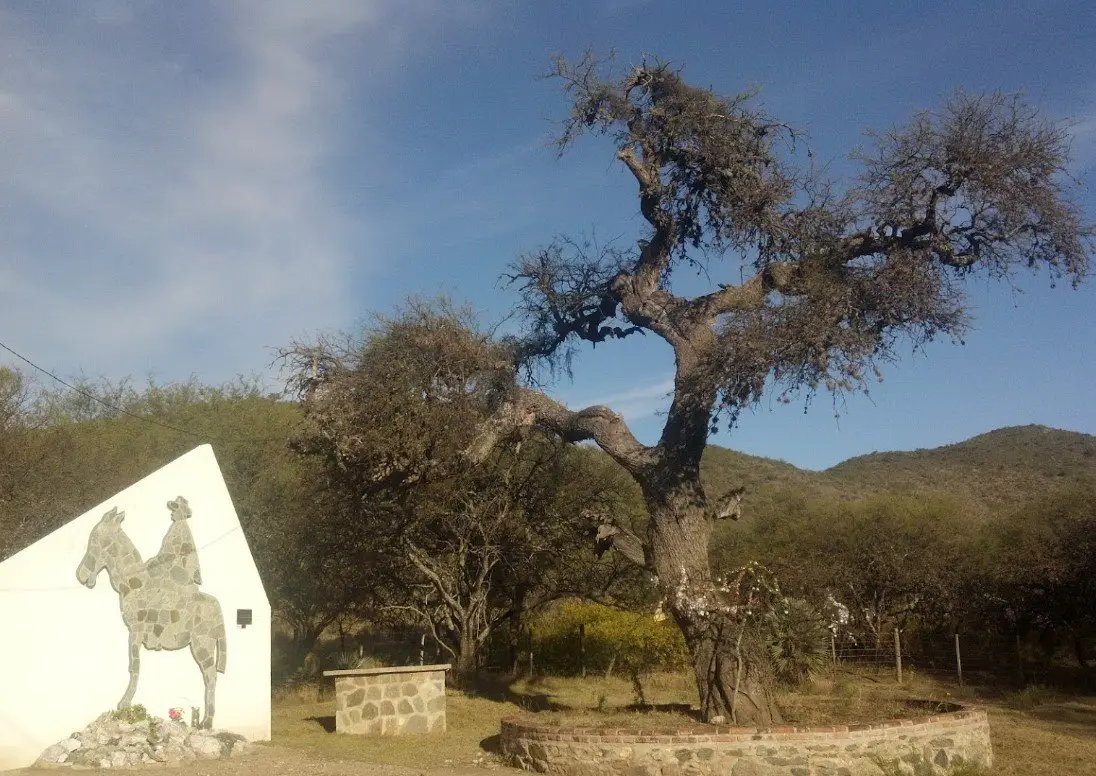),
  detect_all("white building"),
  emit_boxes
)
[0,445,271,771]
